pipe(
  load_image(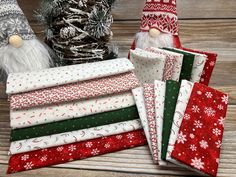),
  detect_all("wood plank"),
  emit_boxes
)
[0,104,236,176]
[18,0,236,22]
